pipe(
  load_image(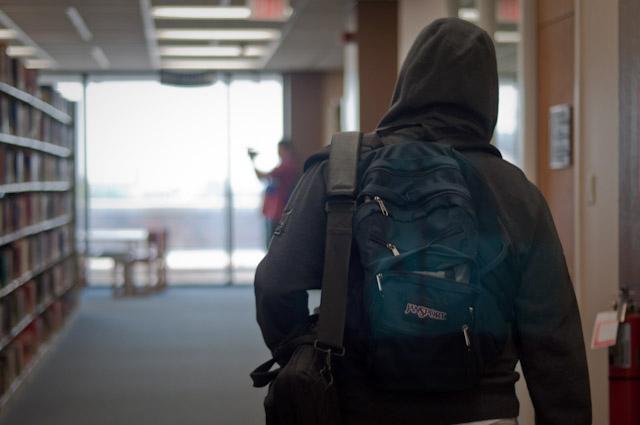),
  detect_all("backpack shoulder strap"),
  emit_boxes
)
[316,131,362,352]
